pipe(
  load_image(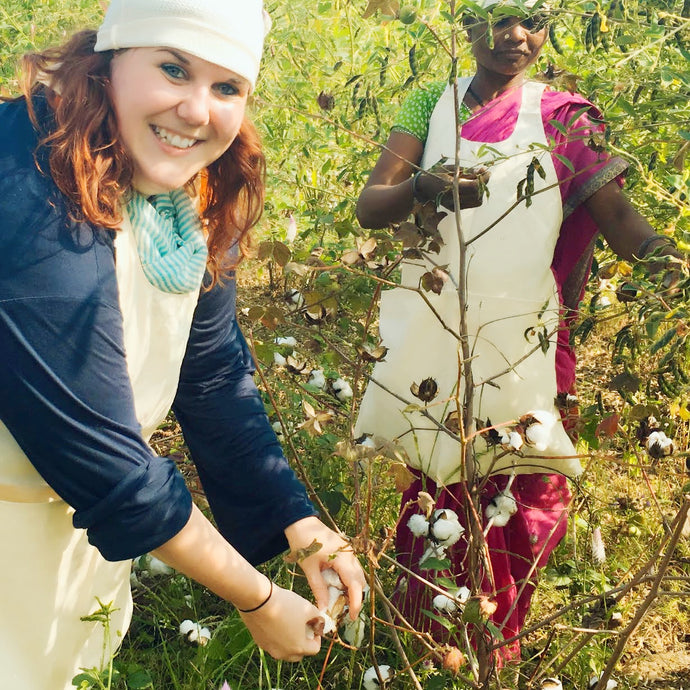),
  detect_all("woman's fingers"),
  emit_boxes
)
[240,585,323,660]
[329,556,366,619]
